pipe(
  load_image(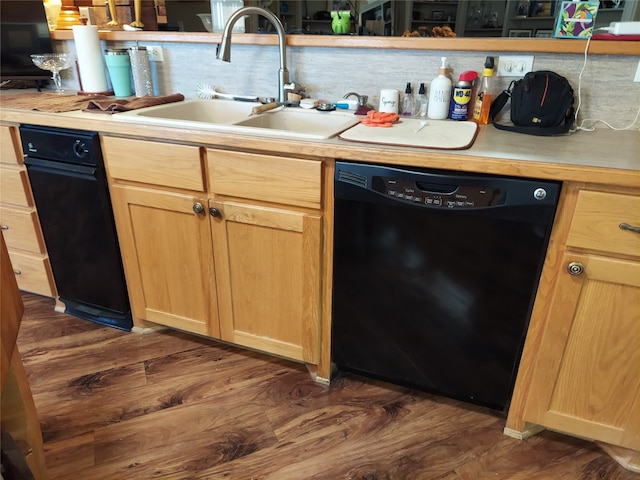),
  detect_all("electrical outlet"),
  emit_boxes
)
[145,46,164,62]
[497,55,534,77]
[634,60,640,83]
